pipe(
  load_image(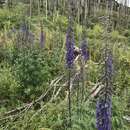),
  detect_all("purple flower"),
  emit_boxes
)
[96,98,112,130]
[40,31,45,48]
[81,40,89,62]
[66,26,75,68]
